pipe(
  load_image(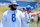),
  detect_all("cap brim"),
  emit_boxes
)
[9,3,19,7]
[10,3,19,5]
